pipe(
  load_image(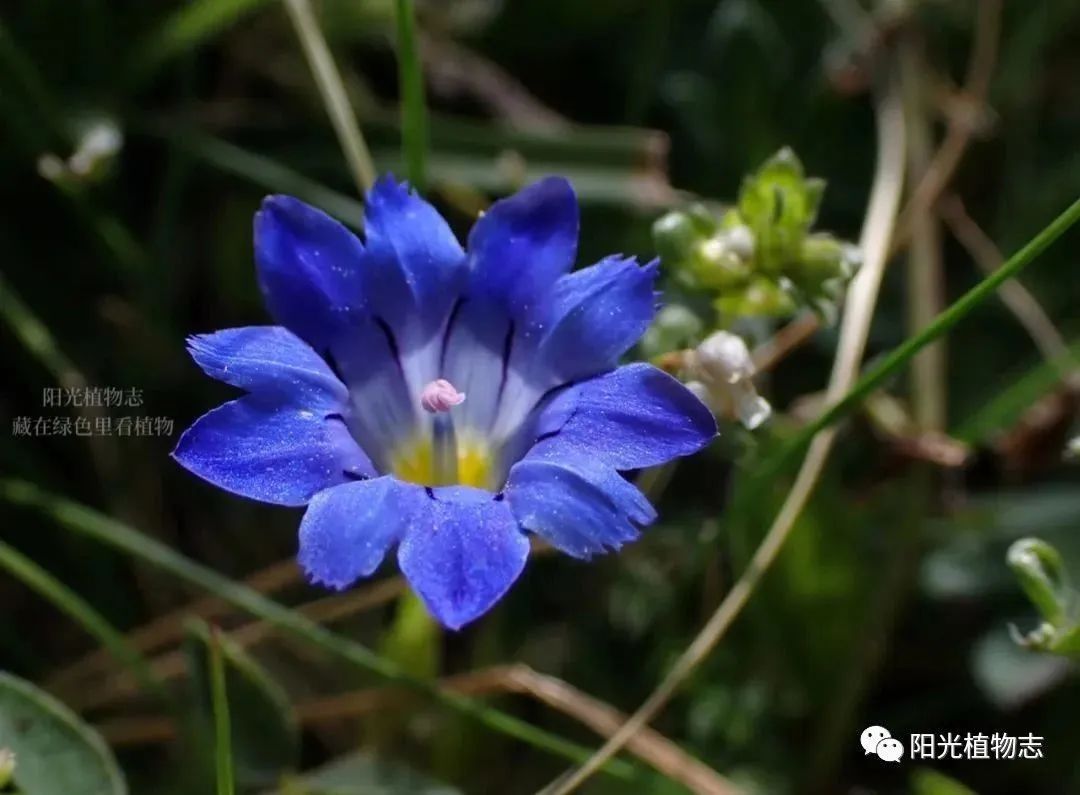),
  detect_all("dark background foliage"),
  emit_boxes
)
[1,0,1079,793]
